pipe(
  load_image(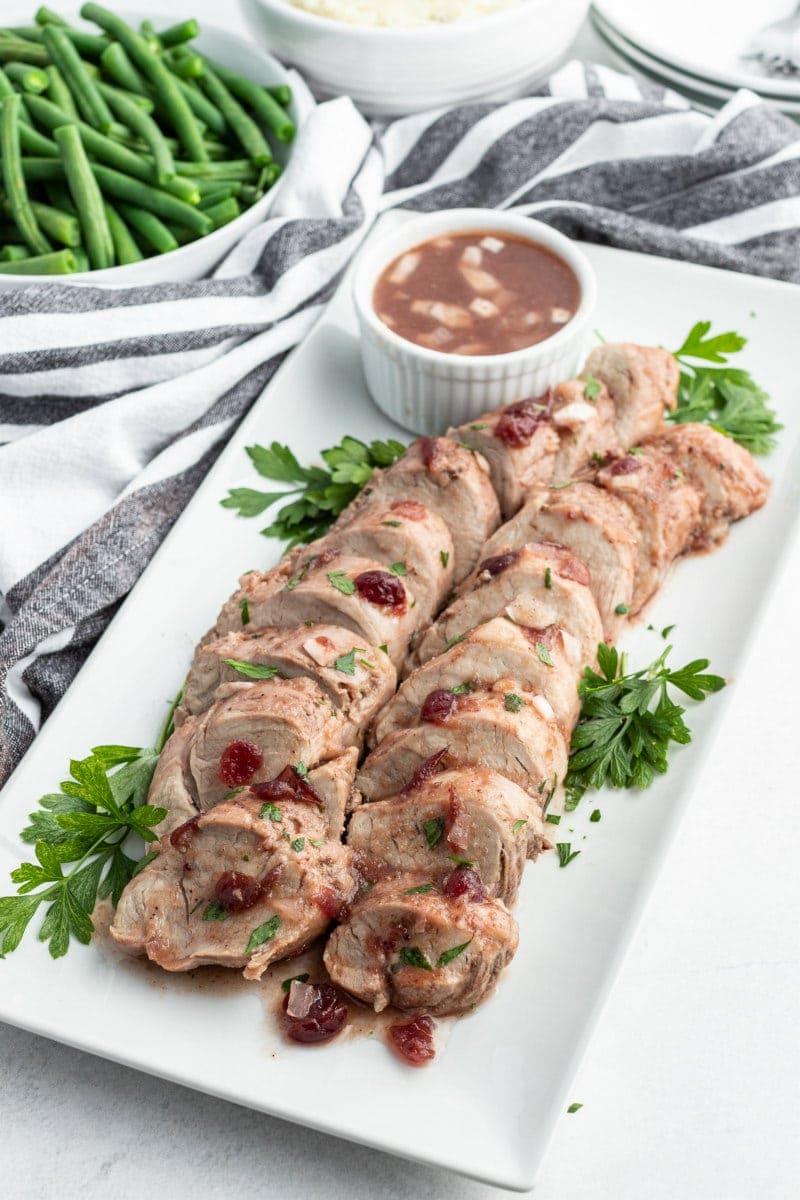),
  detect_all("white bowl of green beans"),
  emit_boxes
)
[0,5,304,284]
